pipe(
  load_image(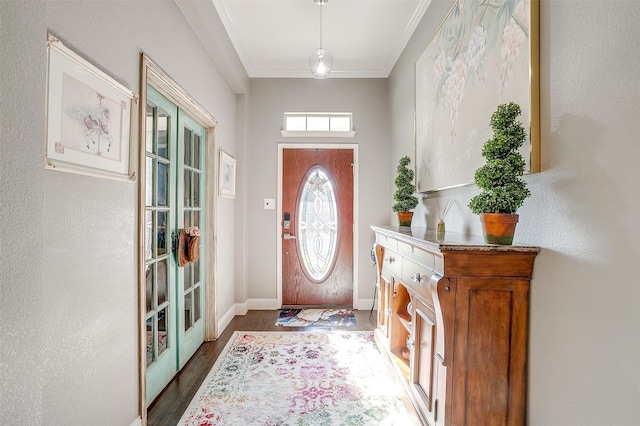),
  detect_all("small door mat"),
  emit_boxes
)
[275,308,357,327]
